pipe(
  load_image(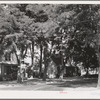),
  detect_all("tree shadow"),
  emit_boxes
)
[47,78,98,88]
[0,78,41,86]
